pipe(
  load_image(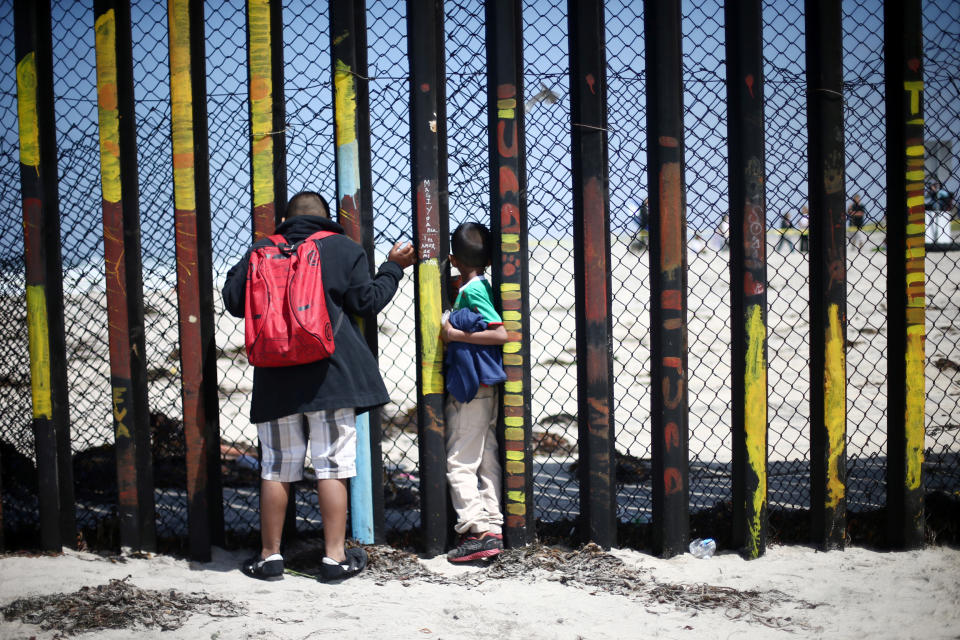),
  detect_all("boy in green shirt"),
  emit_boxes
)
[441,222,509,562]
